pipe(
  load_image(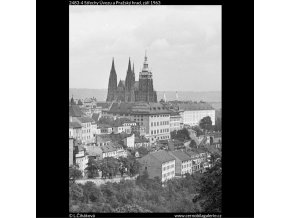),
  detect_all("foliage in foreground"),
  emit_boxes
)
[69,161,221,213]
